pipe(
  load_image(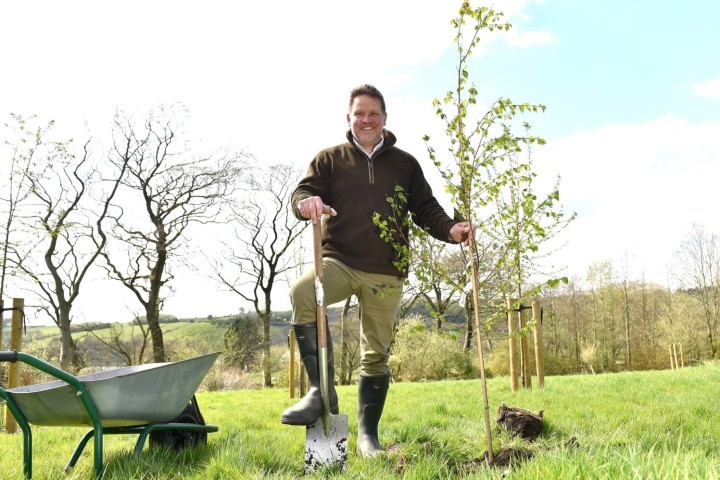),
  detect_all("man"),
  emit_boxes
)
[281,84,472,457]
